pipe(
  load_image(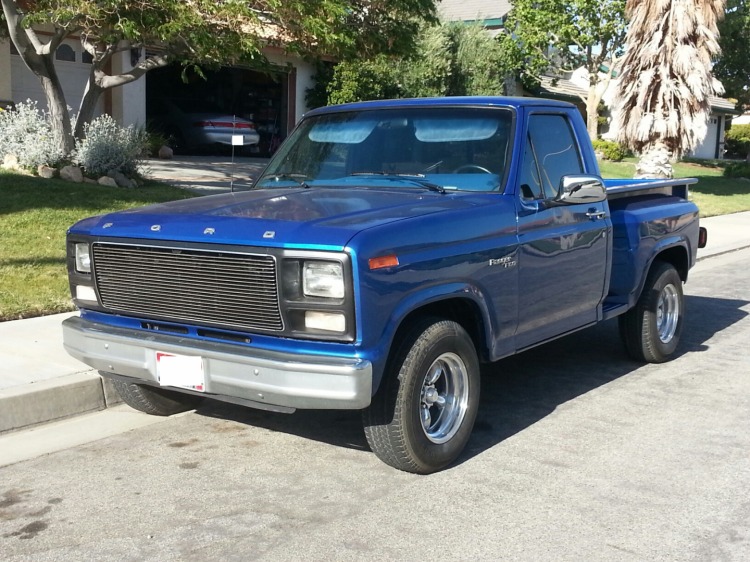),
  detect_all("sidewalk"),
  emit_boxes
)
[1,211,749,434]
